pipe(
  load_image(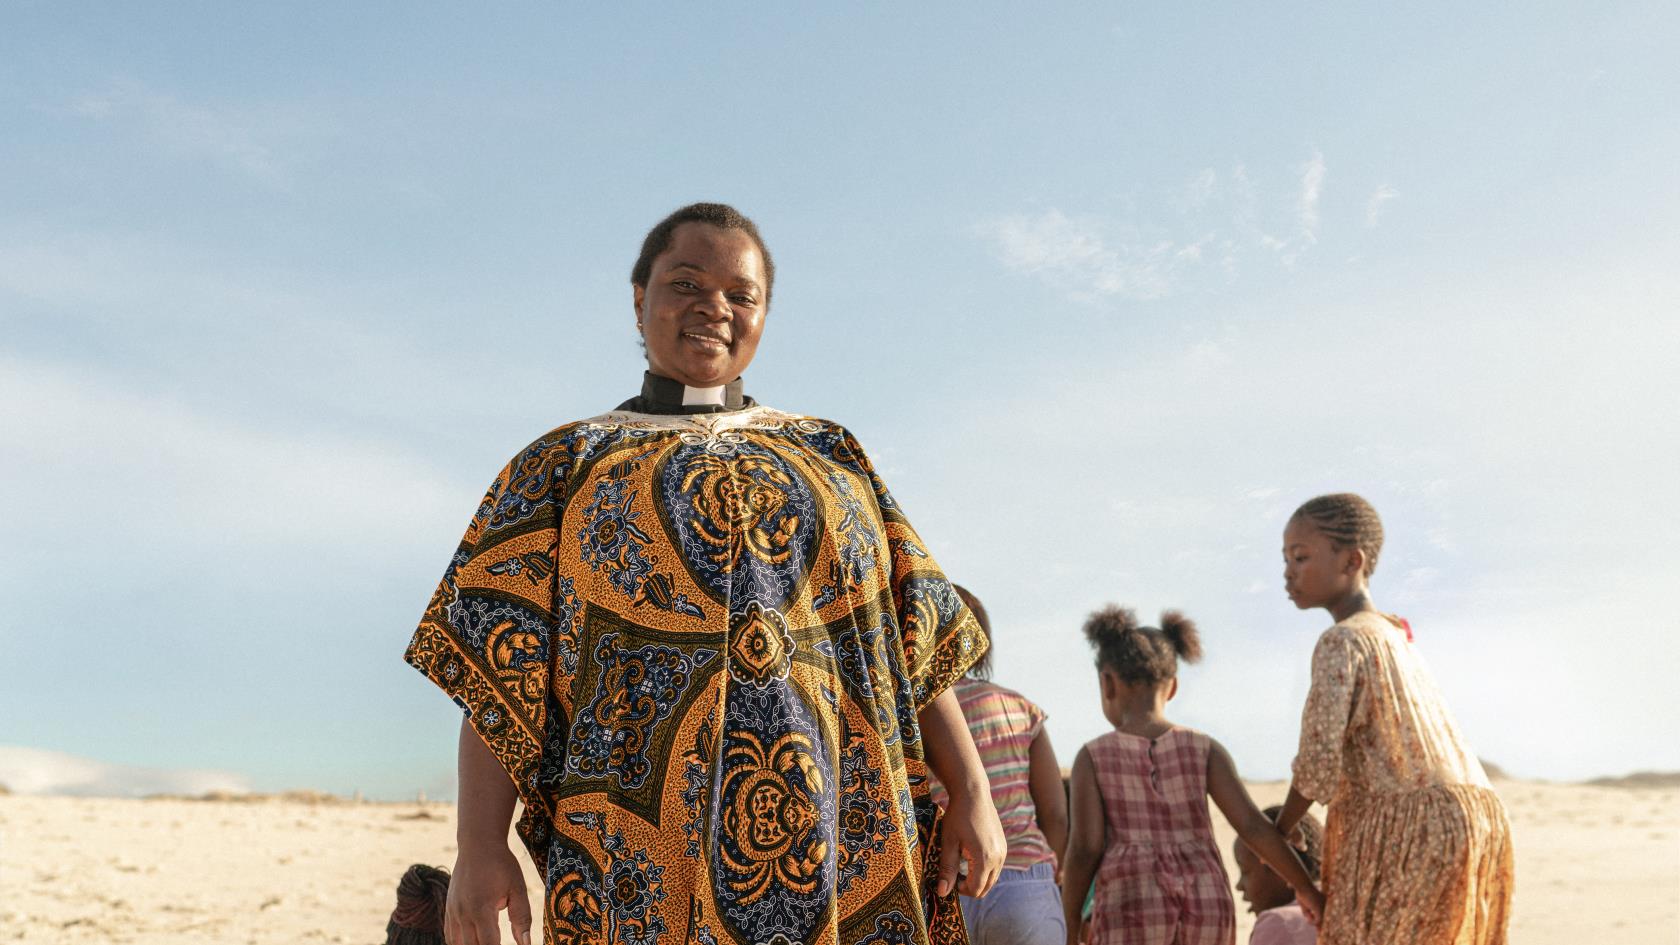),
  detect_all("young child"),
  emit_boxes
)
[1061,608,1322,945]
[933,585,1069,945]
[1276,494,1513,945]
[1232,806,1323,945]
